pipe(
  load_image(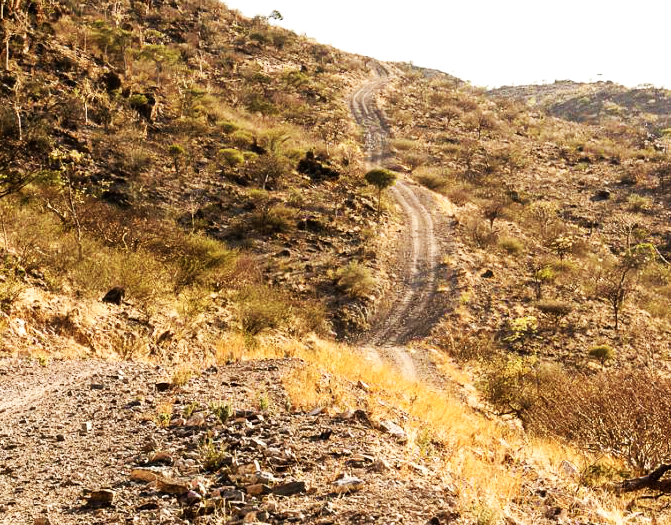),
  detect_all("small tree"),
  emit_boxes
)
[168,144,186,176]
[364,168,397,220]
[530,263,556,300]
[464,109,498,139]
[595,243,656,330]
